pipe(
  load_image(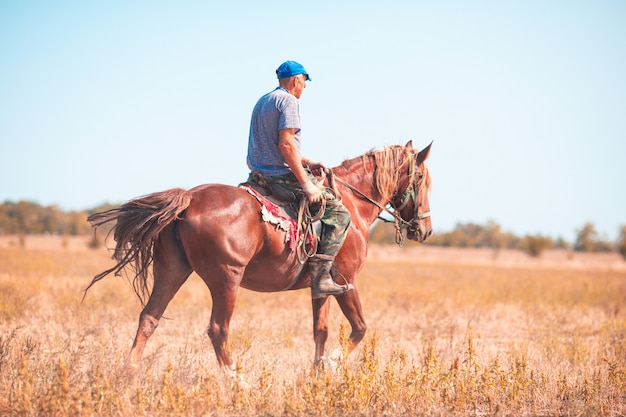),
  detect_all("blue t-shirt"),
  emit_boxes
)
[247,87,301,176]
